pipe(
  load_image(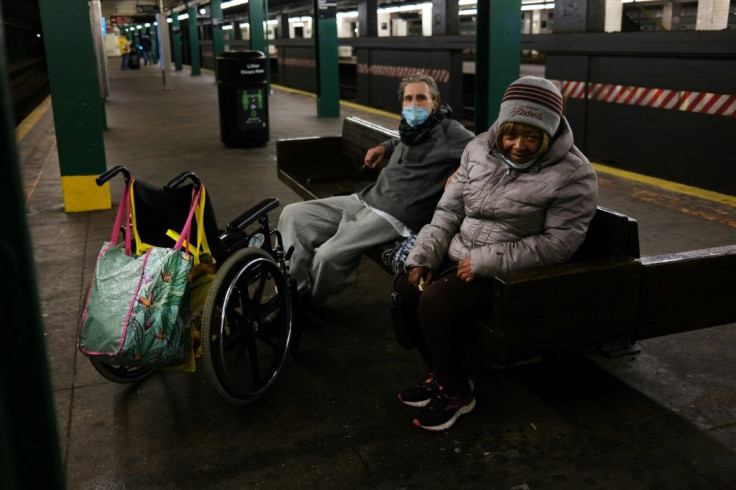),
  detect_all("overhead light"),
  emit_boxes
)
[379,2,432,14]
[222,0,249,8]
[199,8,206,15]
[178,13,189,20]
